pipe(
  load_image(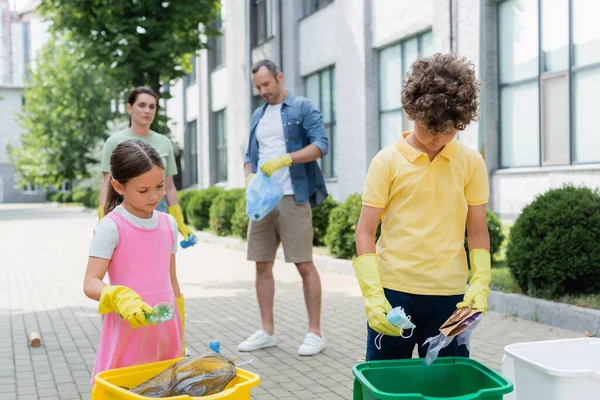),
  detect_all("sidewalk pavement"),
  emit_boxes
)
[0,204,583,400]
